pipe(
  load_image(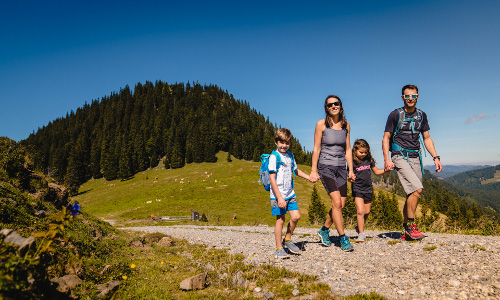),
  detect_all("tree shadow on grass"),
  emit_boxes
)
[74,189,92,196]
